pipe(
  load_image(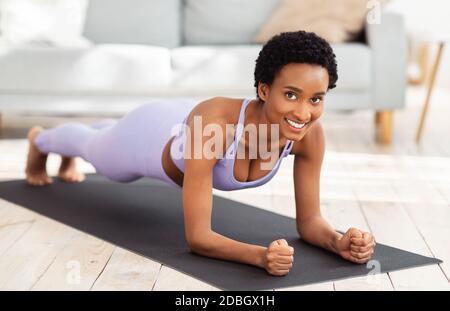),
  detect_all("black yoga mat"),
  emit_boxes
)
[0,174,442,290]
